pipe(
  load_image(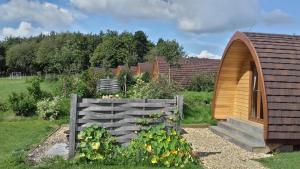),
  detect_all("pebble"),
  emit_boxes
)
[183,128,271,169]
